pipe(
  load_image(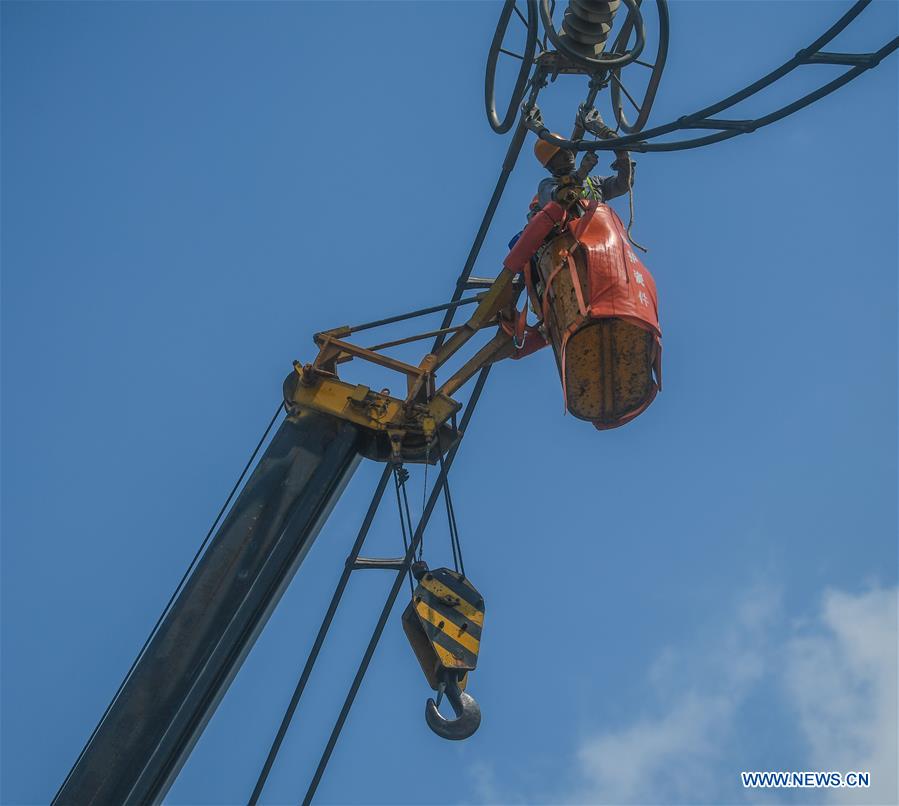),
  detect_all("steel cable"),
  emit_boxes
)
[247,465,395,806]
[300,368,491,806]
[253,28,539,798]
[438,451,466,578]
[55,400,284,801]
[393,467,416,595]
